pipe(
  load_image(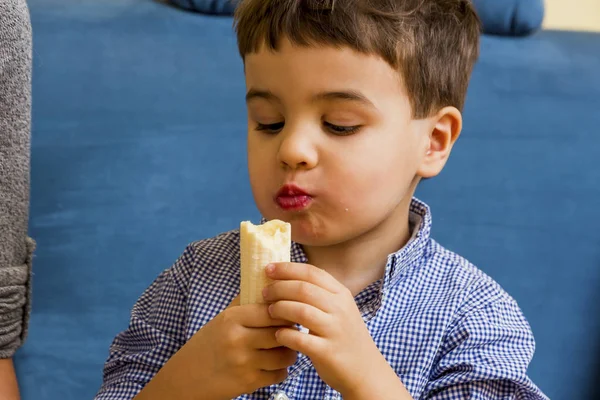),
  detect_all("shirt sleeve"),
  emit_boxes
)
[0,0,34,359]
[94,246,195,400]
[423,299,548,400]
